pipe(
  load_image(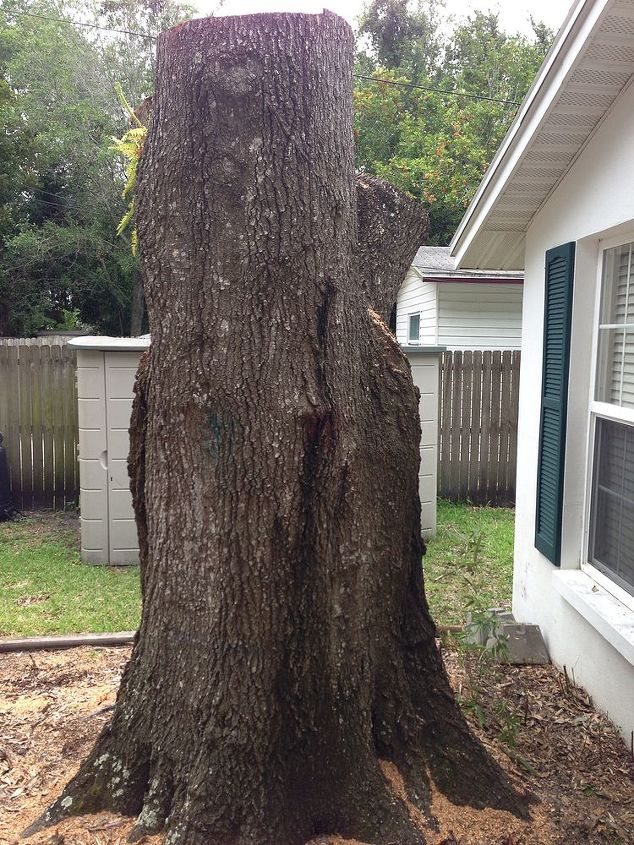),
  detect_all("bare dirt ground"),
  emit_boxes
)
[1,644,632,845]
